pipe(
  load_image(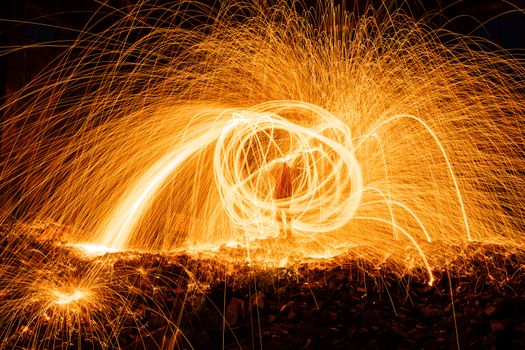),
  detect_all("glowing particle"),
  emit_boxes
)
[52,289,89,305]
[70,243,120,256]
